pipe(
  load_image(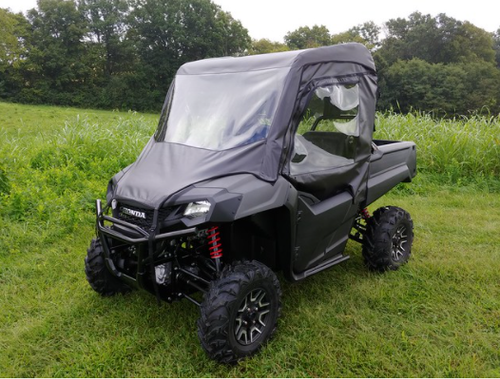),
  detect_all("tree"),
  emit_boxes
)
[284,25,331,50]
[460,60,500,113]
[0,9,28,69]
[0,8,31,98]
[249,39,289,55]
[78,0,140,109]
[379,12,496,65]
[78,0,131,78]
[347,21,381,50]
[127,0,251,109]
[330,31,364,46]
[21,0,92,105]
[450,21,495,64]
[375,12,500,116]
[378,58,500,115]
[284,22,380,51]
[493,27,500,68]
